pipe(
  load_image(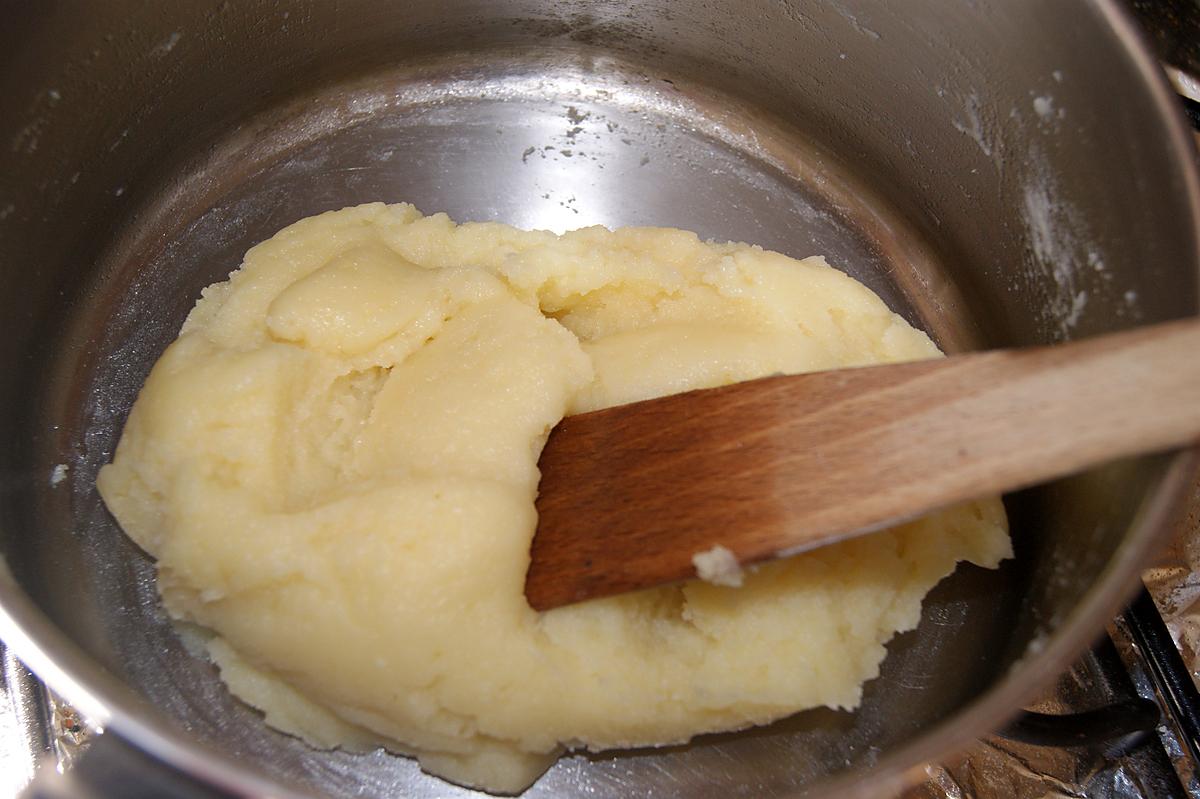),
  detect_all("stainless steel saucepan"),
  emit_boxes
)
[1,1,1198,796]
